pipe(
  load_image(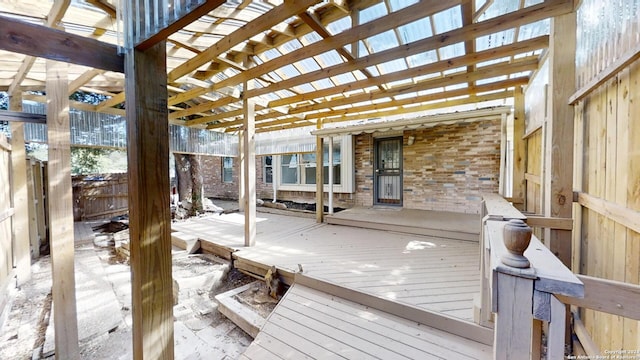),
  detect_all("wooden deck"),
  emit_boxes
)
[241,282,491,360]
[172,209,488,358]
[172,210,481,321]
